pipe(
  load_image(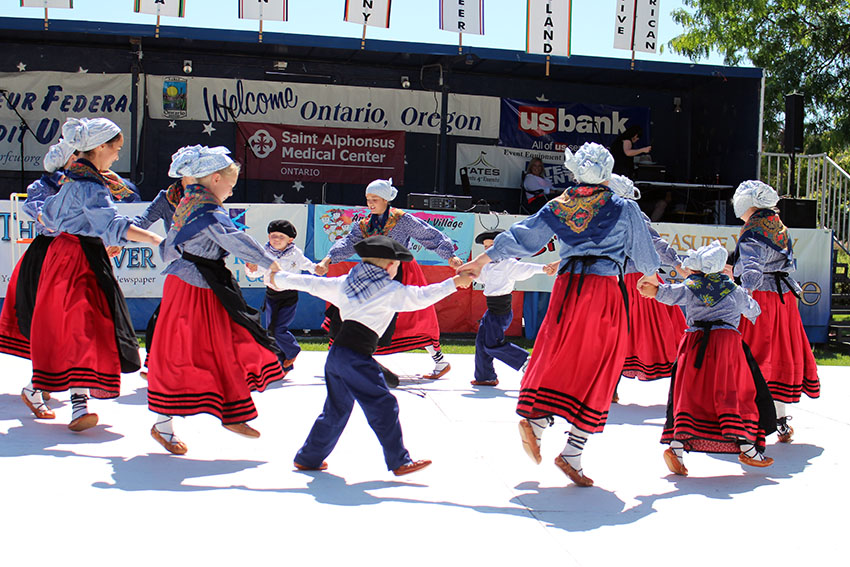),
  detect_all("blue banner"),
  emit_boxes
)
[499,98,651,153]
